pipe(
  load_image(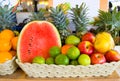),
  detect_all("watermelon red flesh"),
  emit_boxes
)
[17,21,61,63]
